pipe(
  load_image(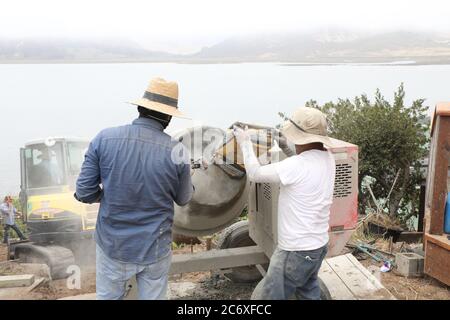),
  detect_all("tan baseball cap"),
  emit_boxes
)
[280,107,333,147]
